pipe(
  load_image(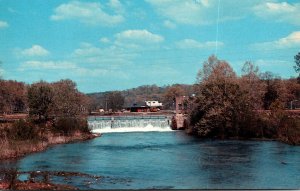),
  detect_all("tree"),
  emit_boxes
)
[163,85,185,109]
[51,79,88,117]
[240,62,265,110]
[260,72,287,110]
[27,82,54,121]
[294,52,300,83]
[103,91,124,112]
[190,56,251,138]
[0,80,27,114]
